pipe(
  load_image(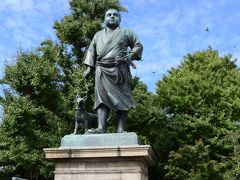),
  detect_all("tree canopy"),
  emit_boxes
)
[156,49,240,179]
